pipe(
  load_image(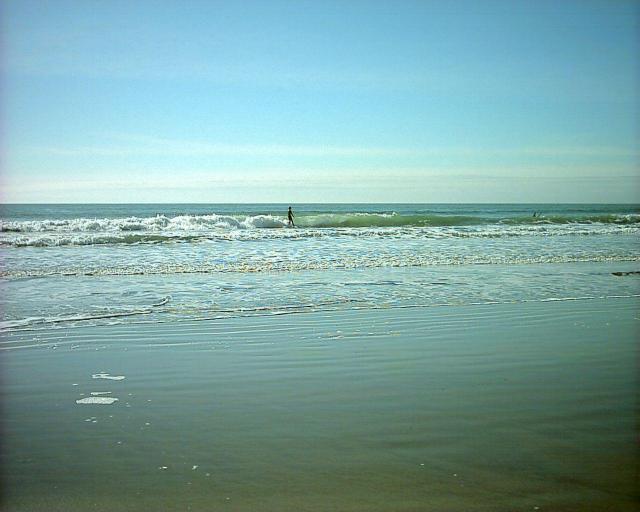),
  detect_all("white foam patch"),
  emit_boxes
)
[76,397,119,405]
[92,373,125,381]
[90,391,112,396]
